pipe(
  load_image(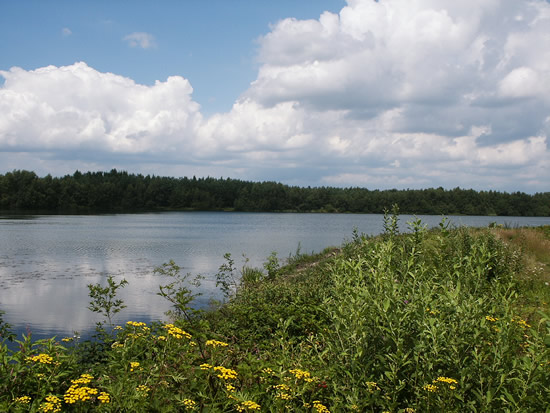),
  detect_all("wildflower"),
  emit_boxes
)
[182,398,197,410]
[200,363,213,370]
[111,341,124,348]
[14,396,31,404]
[206,339,229,348]
[127,321,147,328]
[436,376,458,385]
[38,395,62,412]
[276,392,293,400]
[157,335,167,341]
[113,325,123,330]
[273,384,291,392]
[214,366,238,380]
[423,384,438,392]
[61,337,73,342]
[289,368,314,382]
[71,374,94,385]
[98,392,110,404]
[262,367,275,375]
[163,323,192,339]
[236,400,261,411]
[130,361,140,372]
[513,317,531,329]
[226,383,236,392]
[485,316,498,322]
[136,384,150,395]
[313,400,330,413]
[64,384,98,404]
[27,353,53,364]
